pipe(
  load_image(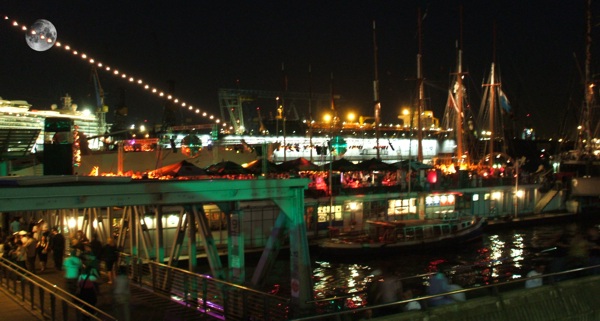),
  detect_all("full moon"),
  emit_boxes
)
[25,19,57,52]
